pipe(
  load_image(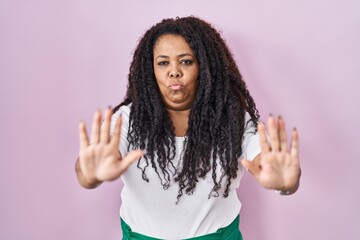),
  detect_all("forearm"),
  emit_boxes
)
[75,158,102,189]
